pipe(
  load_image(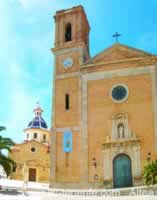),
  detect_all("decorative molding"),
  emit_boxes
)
[52,47,83,56]
[103,143,141,182]
[80,77,88,184]
[83,57,155,68]
[151,65,157,151]
[111,112,130,140]
[55,72,80,80]
[82,65,154,81]
[54,126,80,132]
